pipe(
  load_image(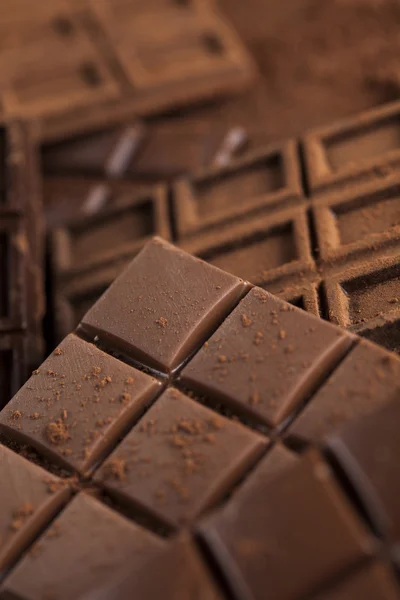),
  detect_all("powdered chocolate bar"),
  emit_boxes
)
[0,238,398,599]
